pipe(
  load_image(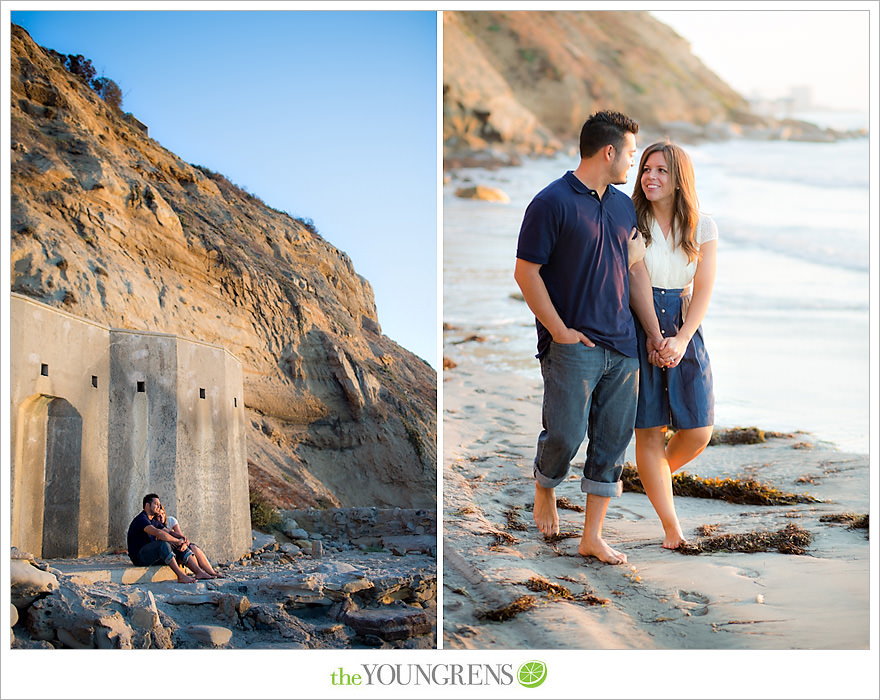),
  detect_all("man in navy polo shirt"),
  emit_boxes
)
[514,110,661,565]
